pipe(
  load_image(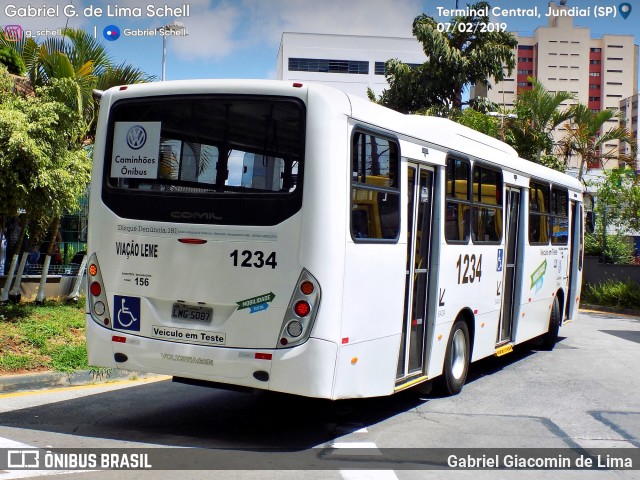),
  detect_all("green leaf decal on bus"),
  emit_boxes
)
[236,292,276,311]
[530,259,547,290]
